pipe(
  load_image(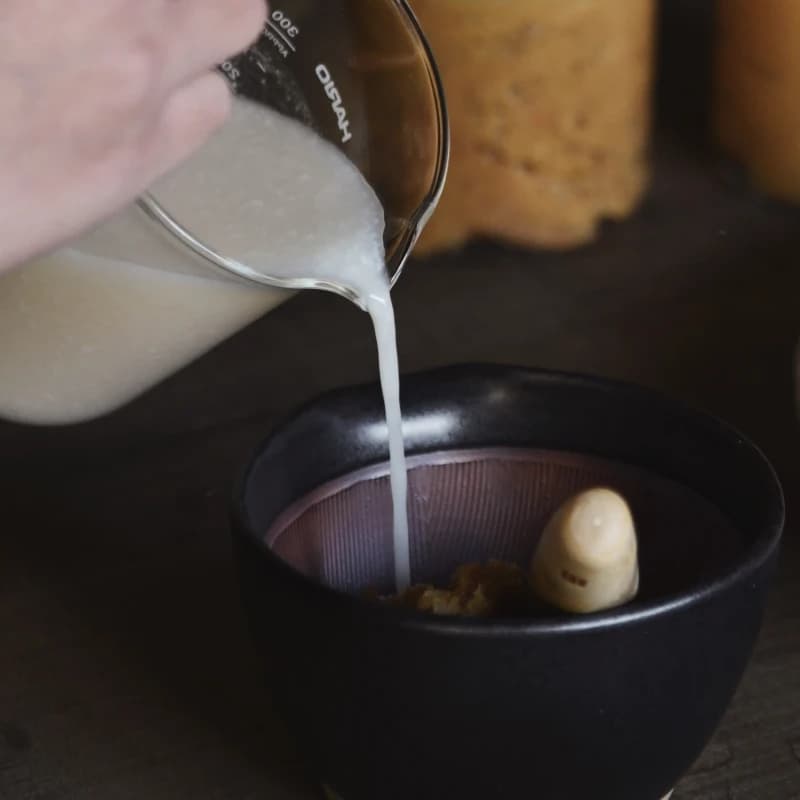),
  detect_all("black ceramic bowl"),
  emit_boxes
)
[231,365,783,800]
